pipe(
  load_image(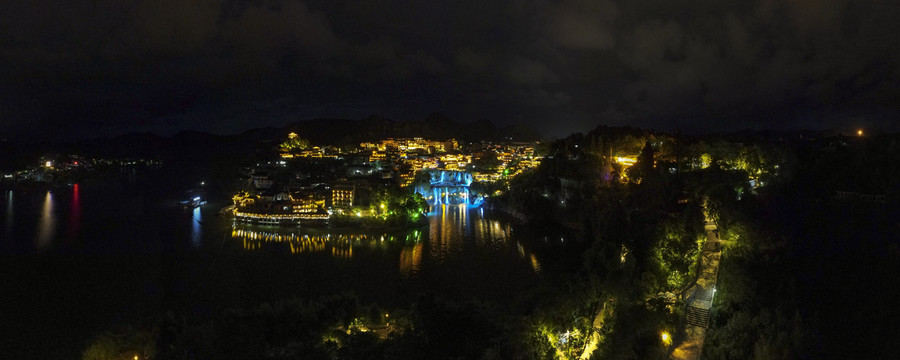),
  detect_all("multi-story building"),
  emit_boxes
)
[369,151,387,162]
[292,193,326,214]
[331,182,355,209]
[251,171,274,189]
[360,138,458,154]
